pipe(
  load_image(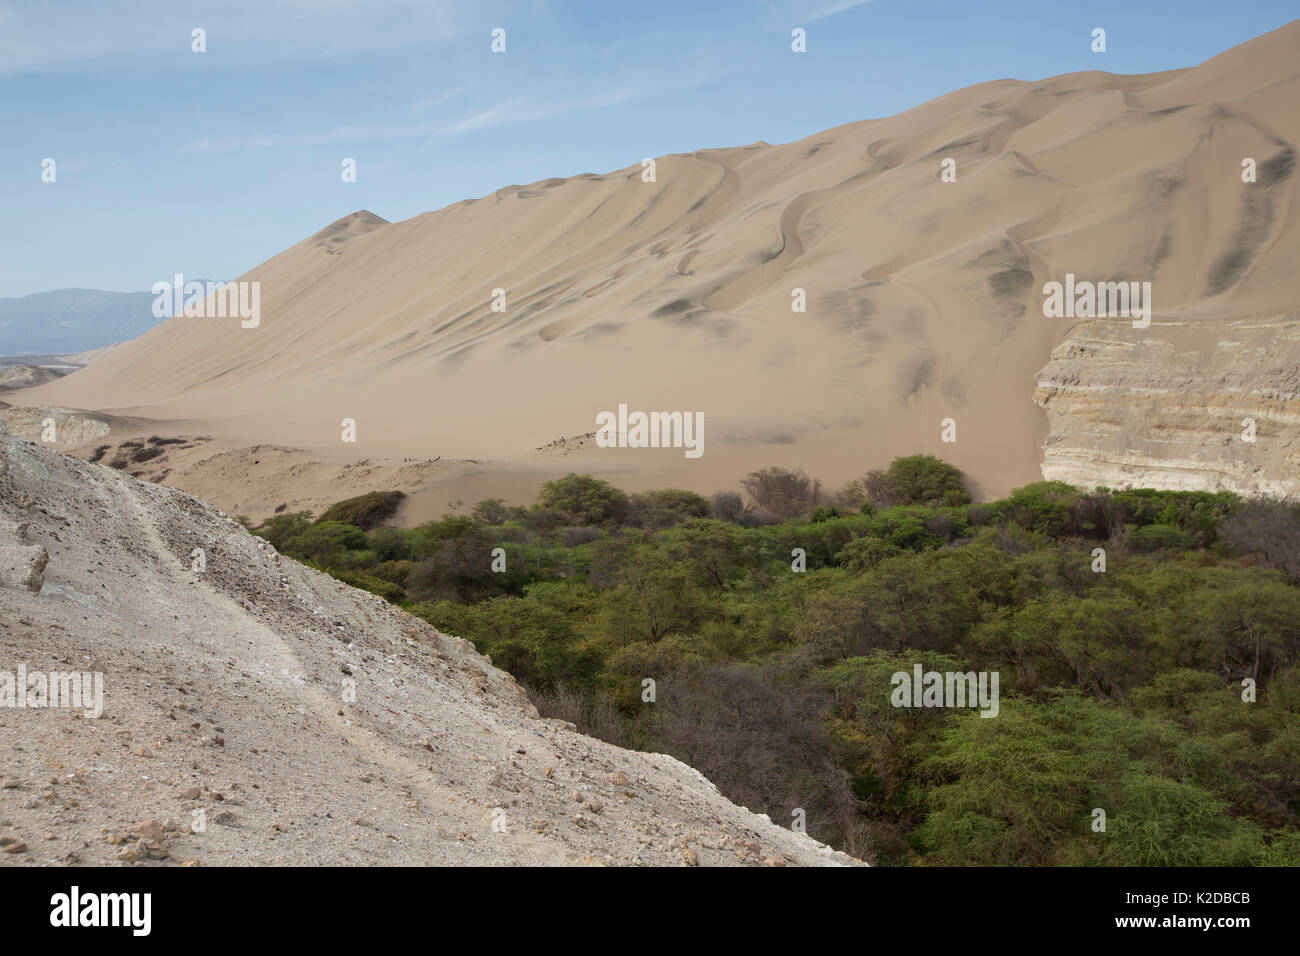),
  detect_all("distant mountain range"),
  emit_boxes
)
[0,285,217,355]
